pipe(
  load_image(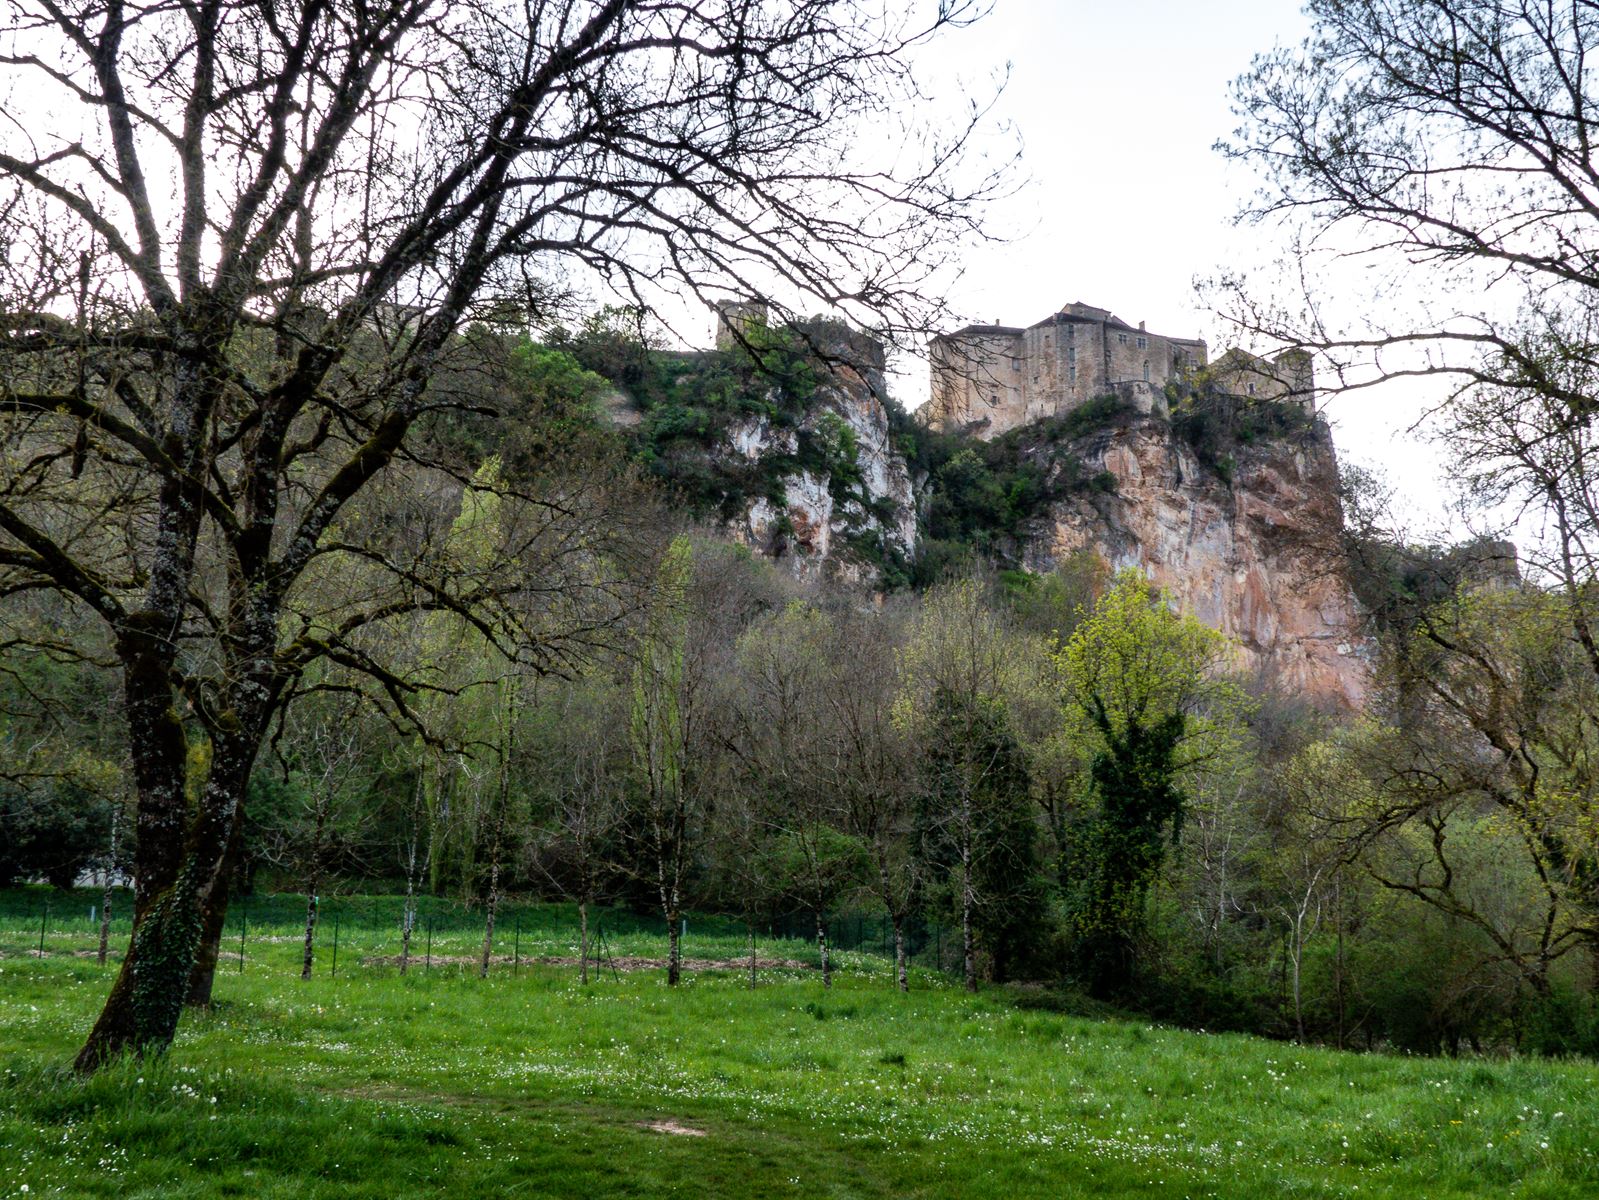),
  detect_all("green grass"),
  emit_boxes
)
[3,890,1597,1198]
